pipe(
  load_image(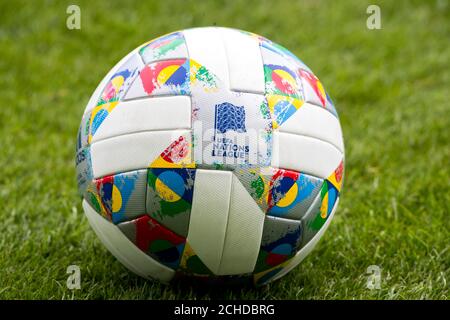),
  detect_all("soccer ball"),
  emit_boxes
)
[76,27,344,286]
